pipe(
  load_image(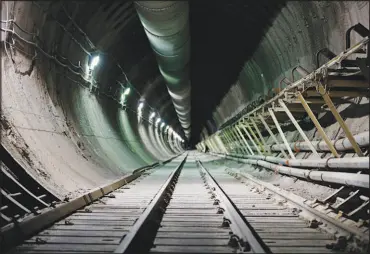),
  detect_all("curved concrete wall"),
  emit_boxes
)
[2,1,368,198]
[212,1,369,129]
[1,1,183,199]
